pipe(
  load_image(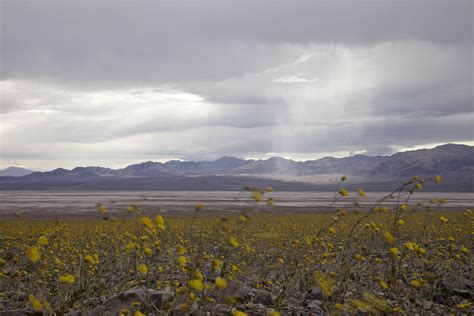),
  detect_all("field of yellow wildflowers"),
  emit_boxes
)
[0,177,472,315]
